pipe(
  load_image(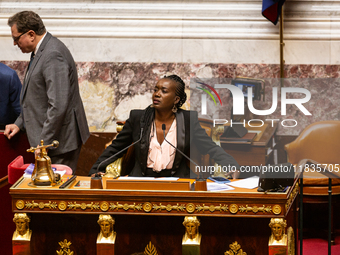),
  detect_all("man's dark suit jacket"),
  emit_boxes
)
[0,63,21,127]
[15,32,90,156]
[89,108,240,178]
